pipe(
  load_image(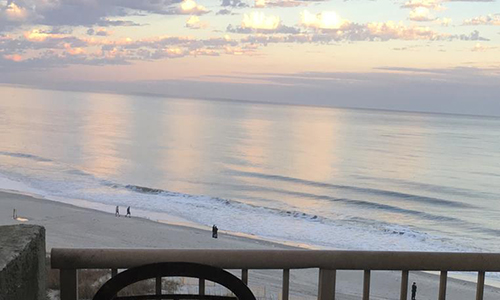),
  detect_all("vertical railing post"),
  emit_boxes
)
[400,270,409,300]
[363,270,371,300]
[60,269,78,300]
[199,279,206,296]
[476,271,485,300]
[242,269,249,285]
[111,269,117,277]
[318,269,336,300]
[439,271,448,300]
[282,269,290,300]
[156,276,162,295]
